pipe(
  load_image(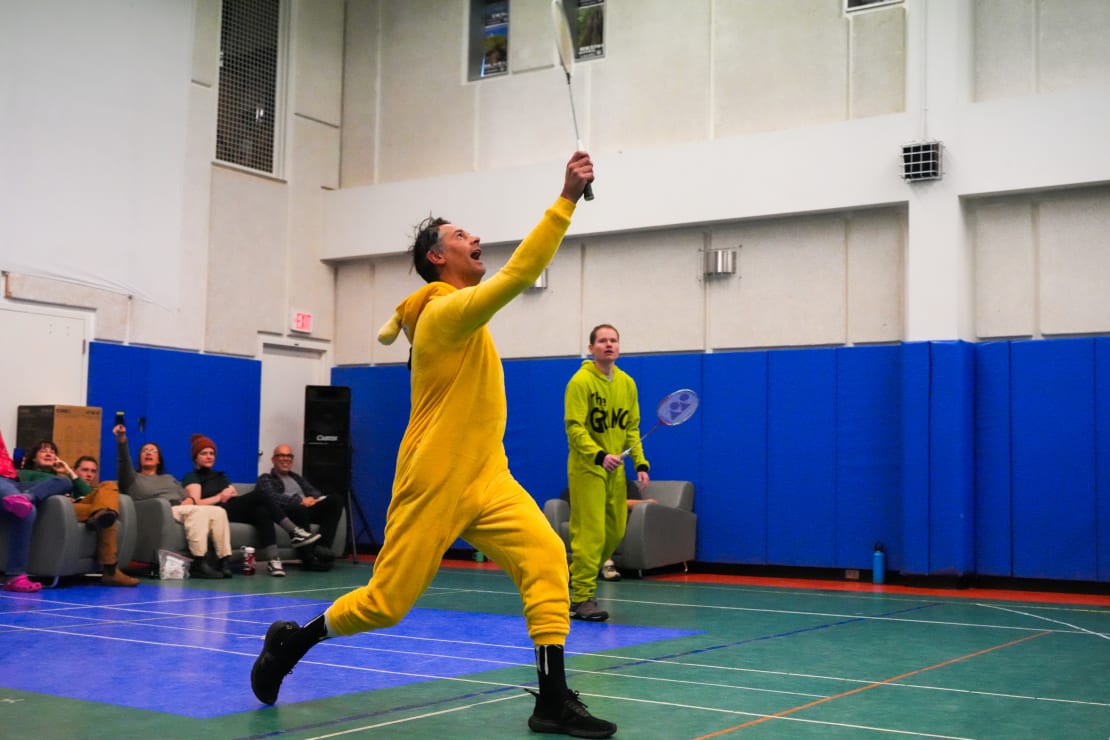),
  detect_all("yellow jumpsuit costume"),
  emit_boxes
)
[326,197,575,647]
